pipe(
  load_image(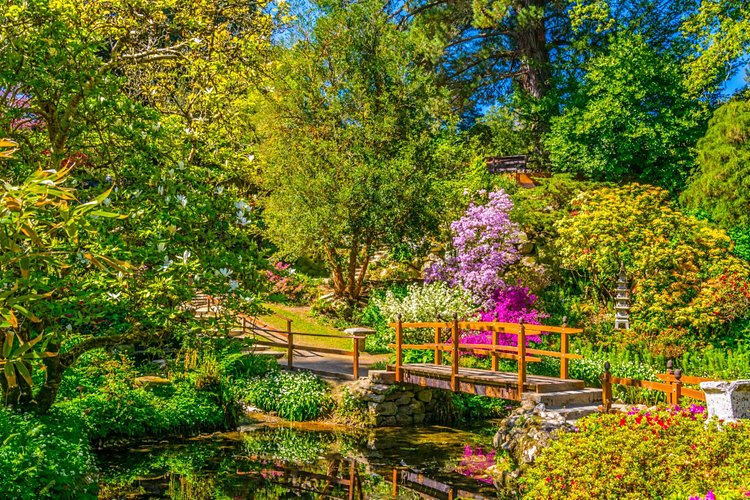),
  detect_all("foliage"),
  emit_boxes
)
[521,407,750,499]
[258,0,456,302]
[451,393,515,421]
[555,183,750,351]
[679,343,750,380]
[57,381,227,442]
[0,406,97,499]
[510,175,597,250]
[545,33,706,191]
[0,0,271,411]
[682,100,750,229]
[681,0,750,95]
[569,347,664,405]
[729,225,750,262]
[0,162,124,405]
[426,189,523,307]
[0,0,274,176]
[333,386,370,426]
[244,371,333,421]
